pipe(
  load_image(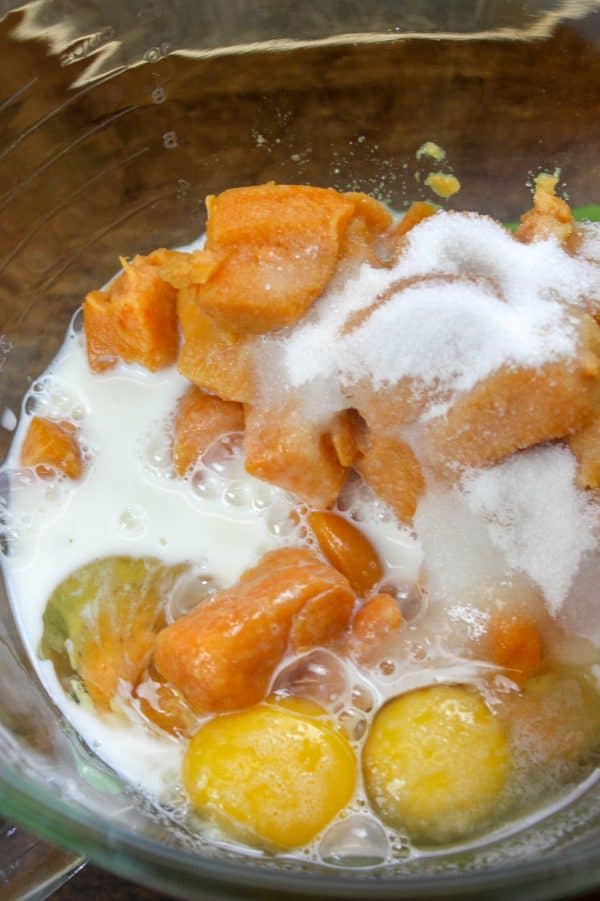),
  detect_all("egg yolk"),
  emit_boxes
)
[183,698,357,850]
[363,685,509,844]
